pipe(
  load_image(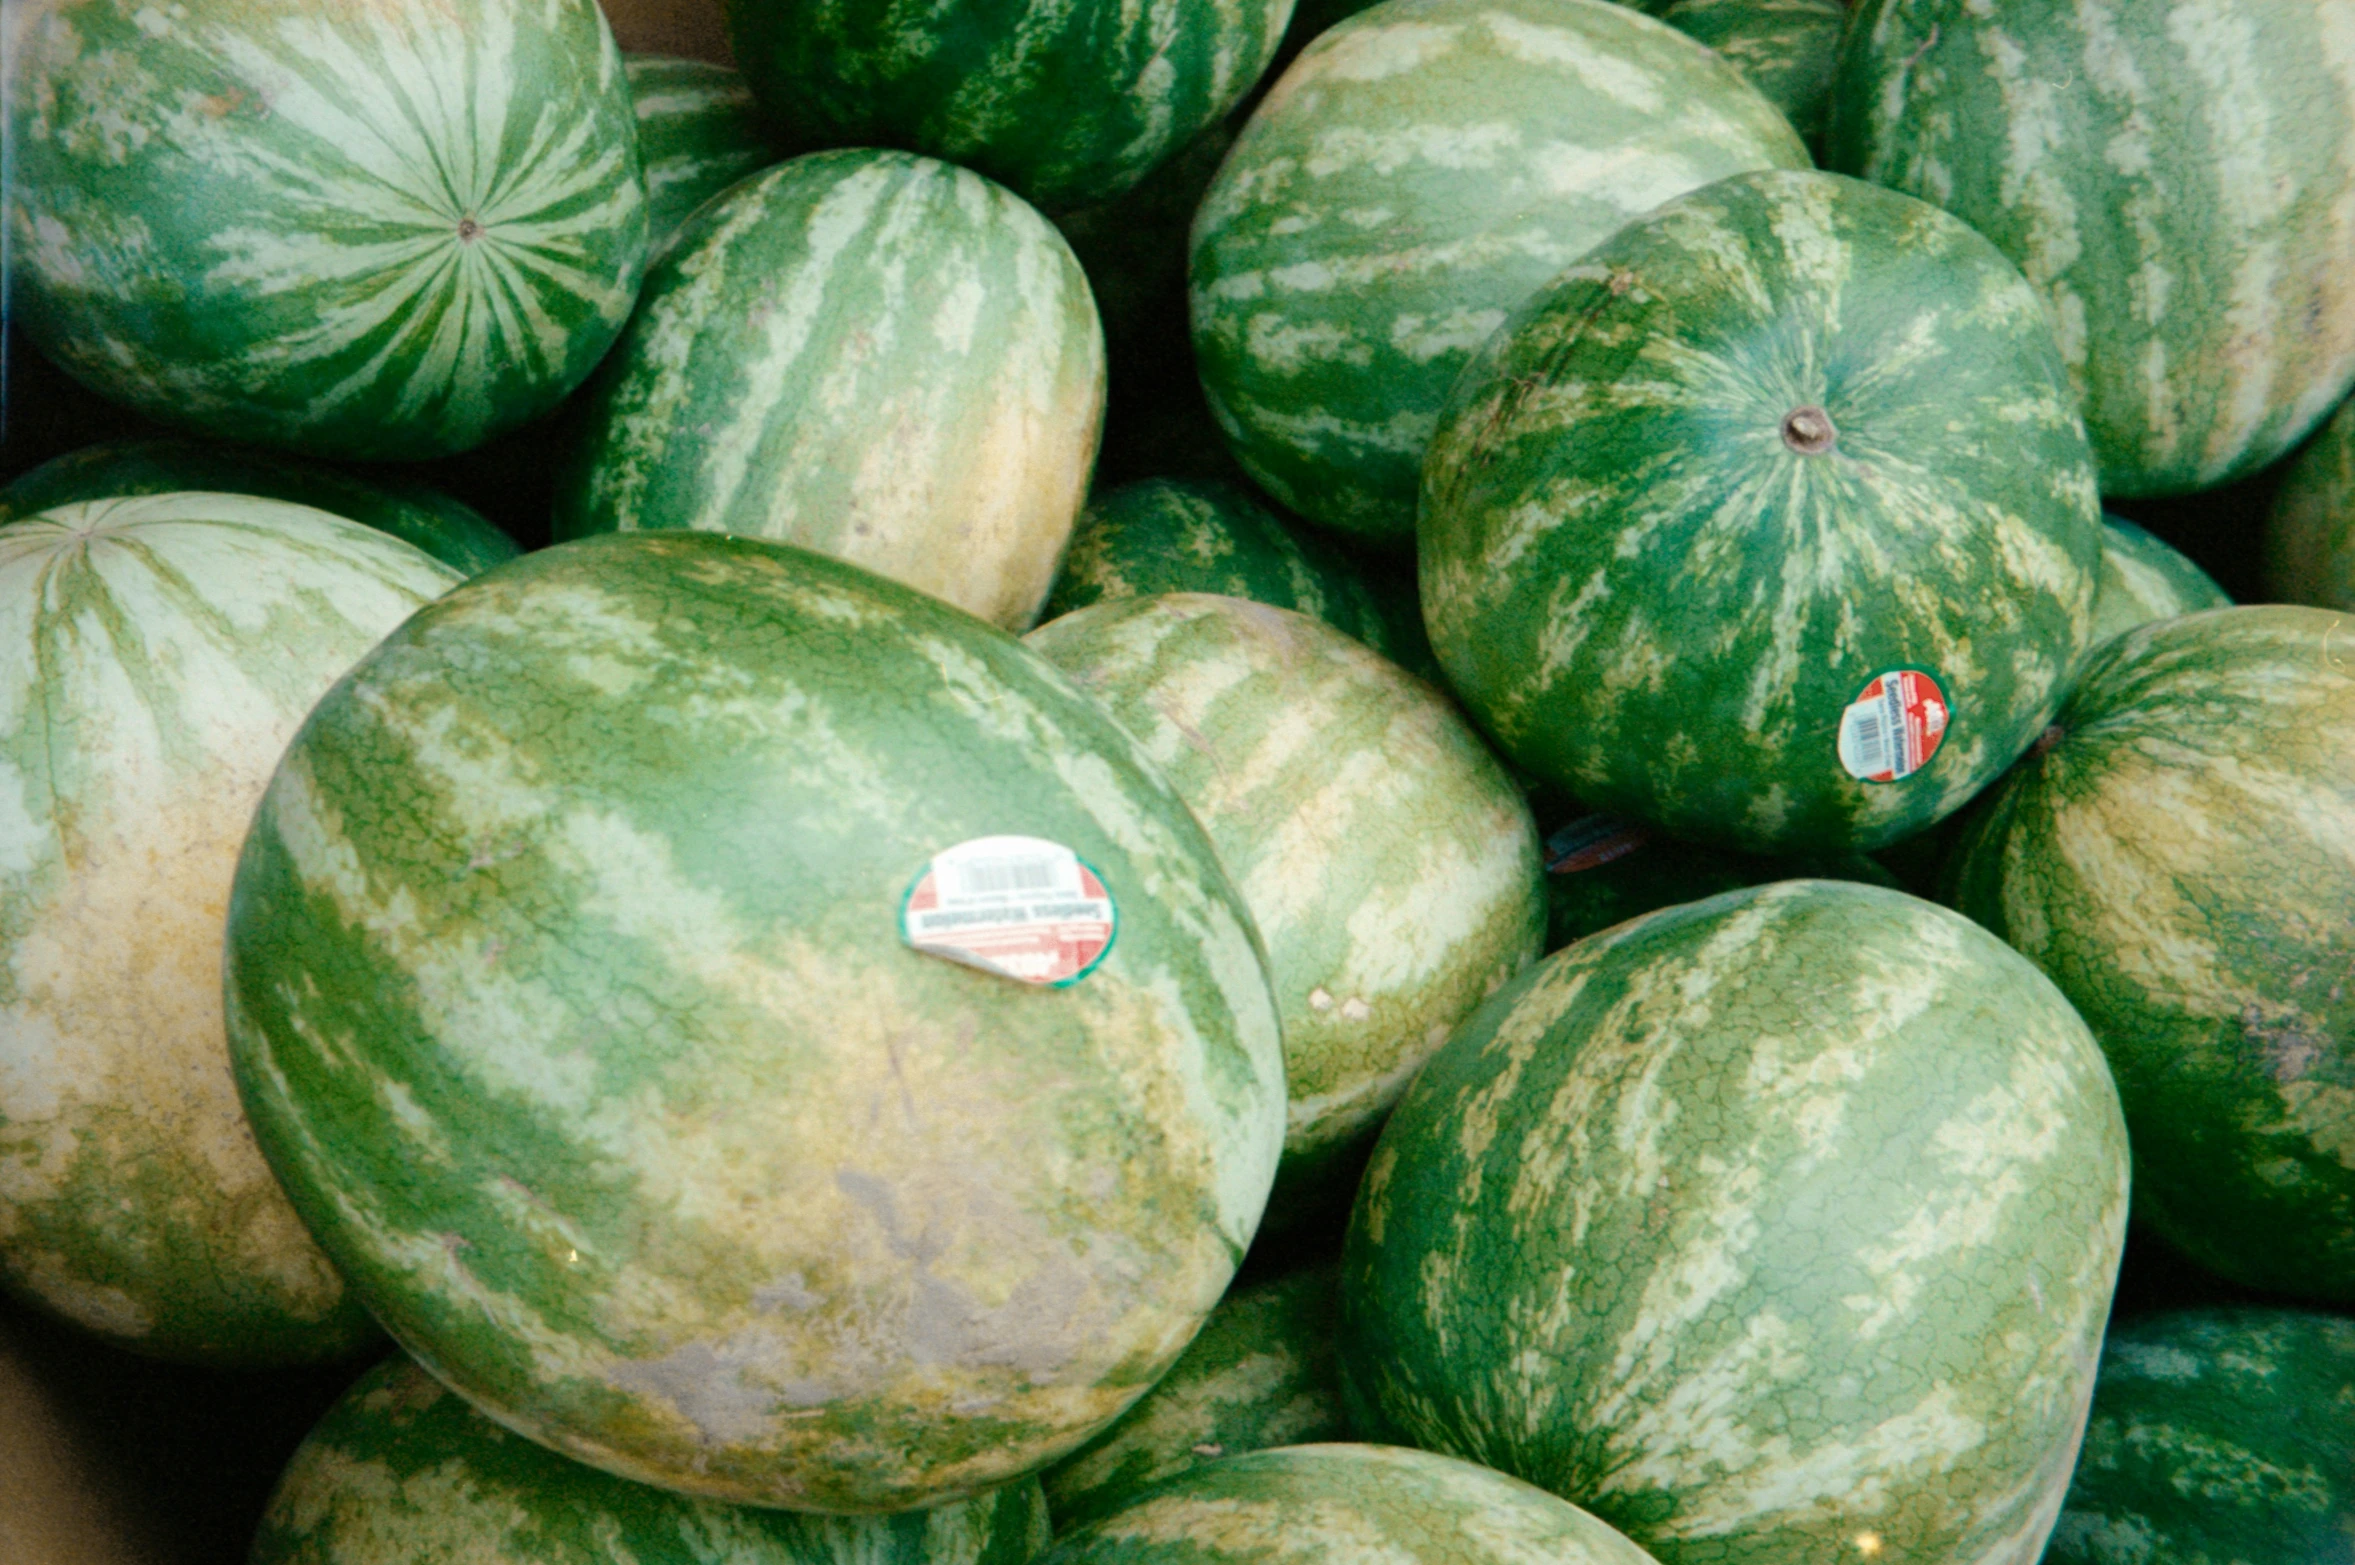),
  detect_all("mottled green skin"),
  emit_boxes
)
[1662,0,1844,151]
[0,495,461,1365]
[1191,0,1808,543]
[0,439,519,577]
[2045,1309,2355,1565]
[1027,594,1544,1218]
[224,532,1287,1511]
[556,149,1105,632]
[1042,1266,1350,1532]
[1042,479,1431,674]
[1829,0,2355,498]
[252,1355,1054,1564]
[6,0,648,462]
[1542,822,1897,951]
[1342,880,2131,1565]
[1422,169,2101,855]
[2266,393,2355,612]
[1946,607,2355,1303]
[625,55,781,259]
[1038,1444,1661,1565]
[2090,514,2228,653]
[724,0,1291,213]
